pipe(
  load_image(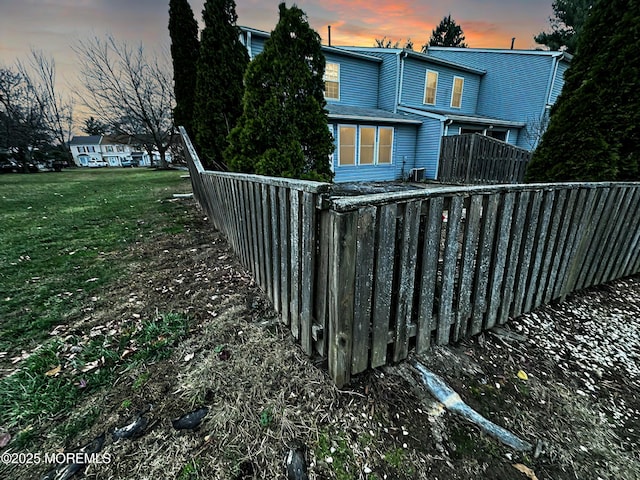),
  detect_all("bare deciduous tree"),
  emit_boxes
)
[74,36,175,168]
[17,50,75,161]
